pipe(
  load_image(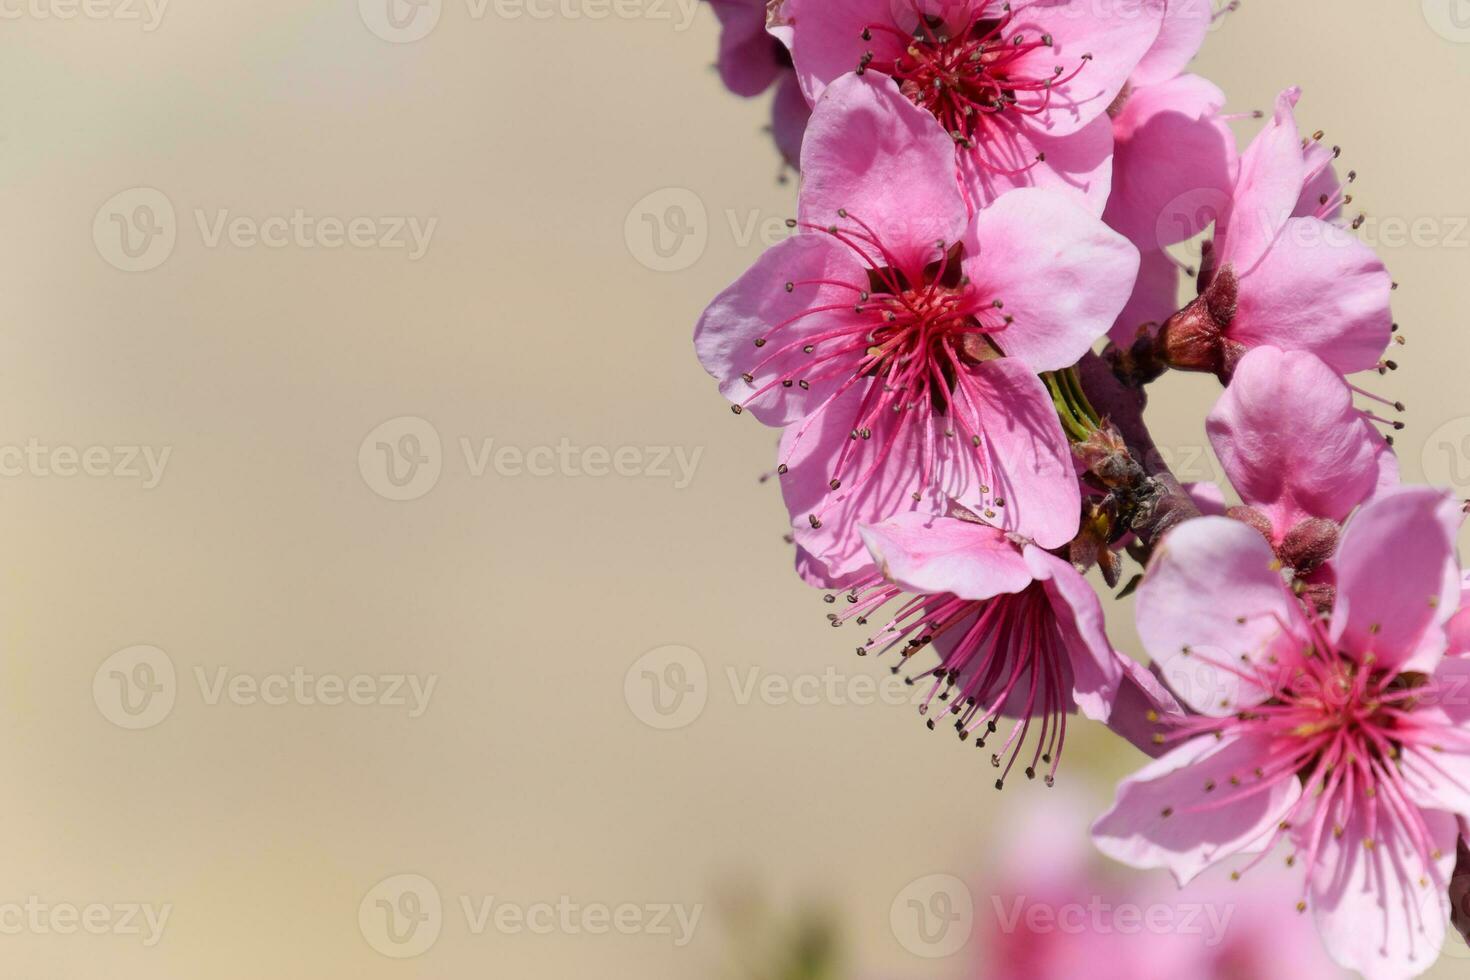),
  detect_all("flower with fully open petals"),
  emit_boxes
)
[1201,345,1398,602]
[780,0,1166,212]
[695,73,1139,584]
[1158,88,1393,381]
[1093,486,1469,980]
[832,511,1170,785]
[708,0,811,167]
